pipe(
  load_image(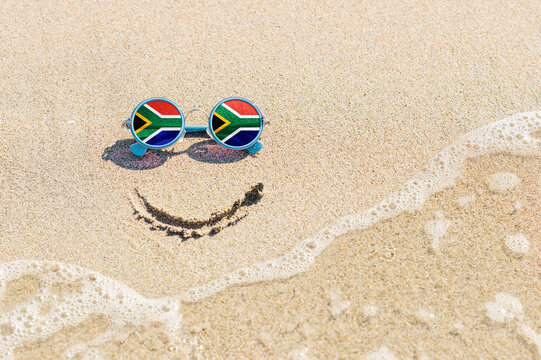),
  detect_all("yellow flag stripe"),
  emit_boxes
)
[134,112,152,134]
[213,112,231,134]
